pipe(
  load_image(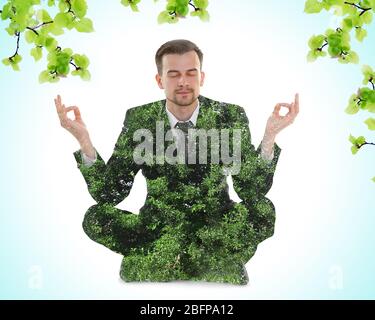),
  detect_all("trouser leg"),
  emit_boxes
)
[186,197,276,284]
[82,203,153,256]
